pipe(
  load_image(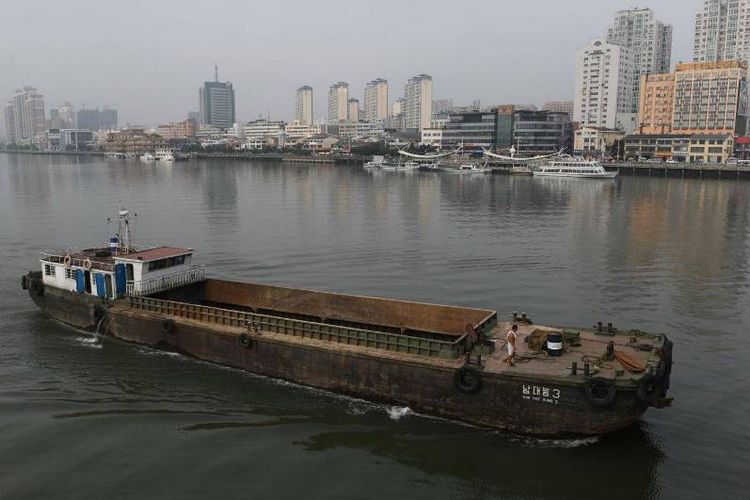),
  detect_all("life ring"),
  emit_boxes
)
[83,258,92,270]
[21,275,28,290]
[29,279,44,297]
[636,374,661,405]
[238,333,252,349]
[584,377,616,408]
[63,254,72,267]
[161,319,175,334]
[454,365,482,394]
